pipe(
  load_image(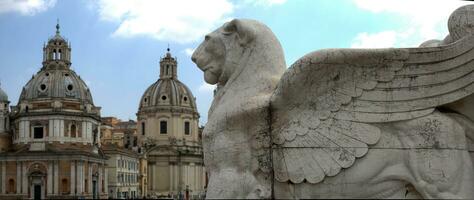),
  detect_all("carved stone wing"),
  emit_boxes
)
[270,33,474,184]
